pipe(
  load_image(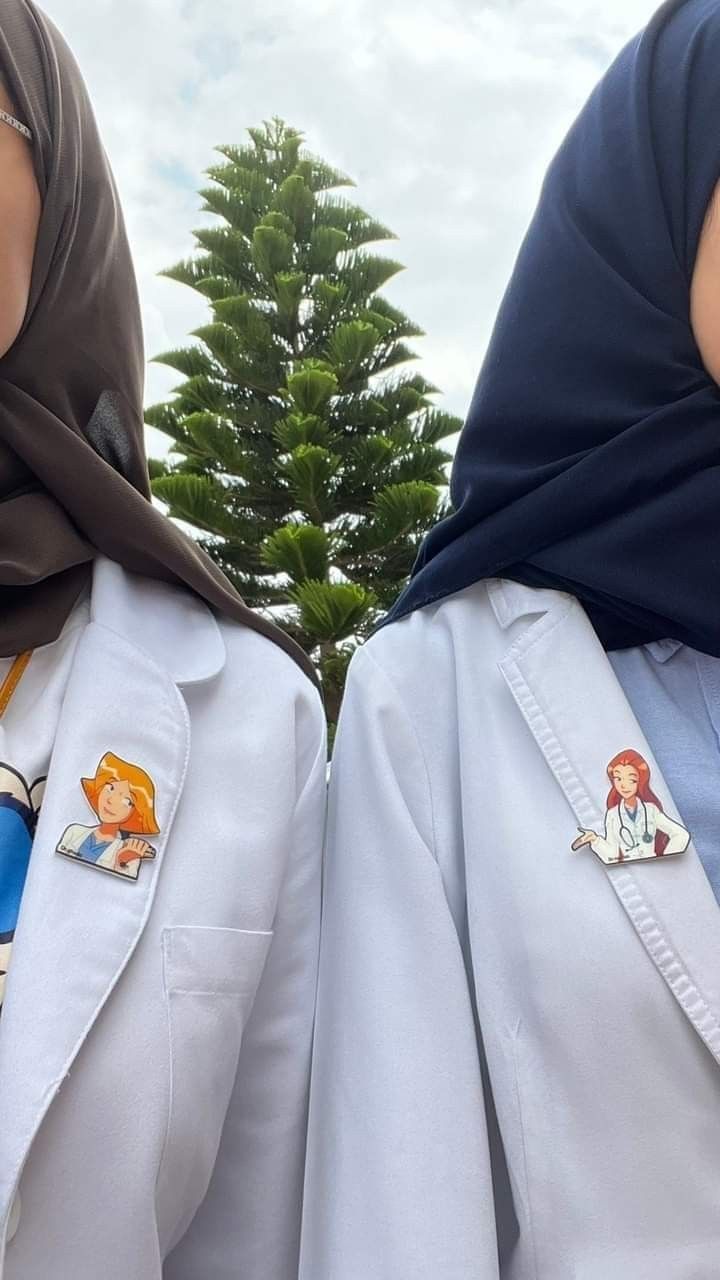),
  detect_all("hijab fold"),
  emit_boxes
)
[0,0,315,683]
[388,0,720,658]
